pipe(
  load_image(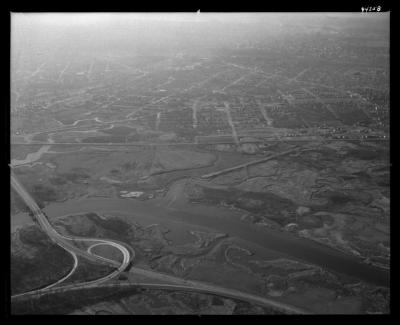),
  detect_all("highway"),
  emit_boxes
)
[126,267,309,314]
[11,134,390,147]
[10,137,389,147]
[12,279,308,314]
[42,251,78,291]
[10,170,131,297]
[201,147,309,179]
[10,169,311,314]
[11,260,309,314]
